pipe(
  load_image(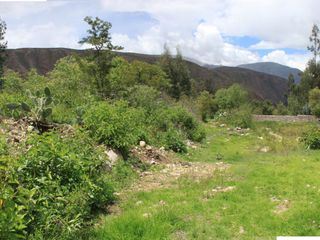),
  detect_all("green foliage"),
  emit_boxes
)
[159,47,191,99]
[124,85,161,112]
[79,16,123,99]
[164,130,187,153]
[273,102,289,115]
[0,92,27,118]
[214,84,248,110]
[309,87,320,117]
[14,87,54,124]
[107,57,170,97]
[83,101,144,157]
[301,126,320,149]
[225,105,253,128]
[0,70,24,93]
[287,94,304,115]
[196,90,217,121]
[0,131,114,238]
